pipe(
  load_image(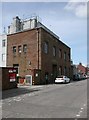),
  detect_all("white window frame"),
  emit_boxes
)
[2,54,5,62]
[2,39,6,47]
